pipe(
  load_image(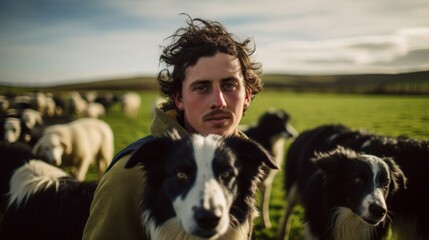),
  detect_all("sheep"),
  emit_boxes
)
[3,118,22,144]
[32,118,114,181]
[0,95,10,115]
[30,92,47,114]
[67,91,87,117]
[83,102,105,118]
[21,109,43,129]
[94,92,119,113]
[83,91,98,103]
[121,92,141,117]
[3,116,44,147]
[47,93,65,116]
[10,95,32,110]
[44,95,57,117]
